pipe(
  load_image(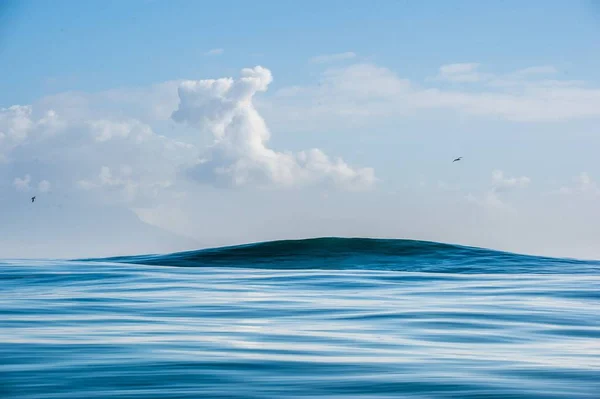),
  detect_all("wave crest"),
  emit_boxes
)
[81,237,600,274]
